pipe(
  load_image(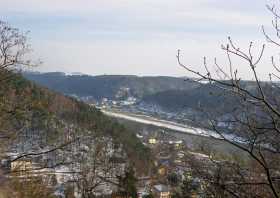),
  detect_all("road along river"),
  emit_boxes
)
[102,109,243,143]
